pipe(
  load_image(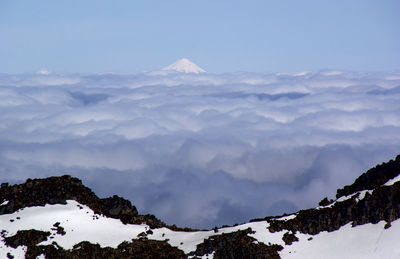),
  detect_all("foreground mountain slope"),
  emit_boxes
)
[1,155,400,258]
